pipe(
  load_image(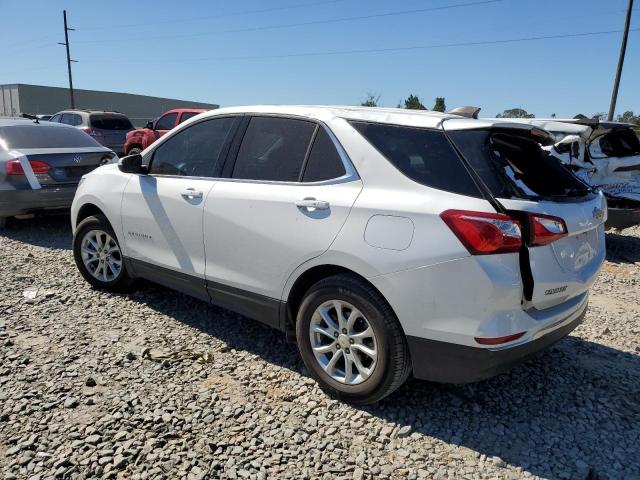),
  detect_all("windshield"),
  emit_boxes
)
[0,125,101,149]
[447,128,592,200]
